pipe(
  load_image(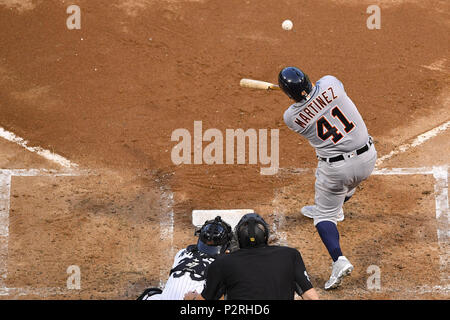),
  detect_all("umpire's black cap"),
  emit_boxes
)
[197,216,232,256]
[235,213,269,249]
